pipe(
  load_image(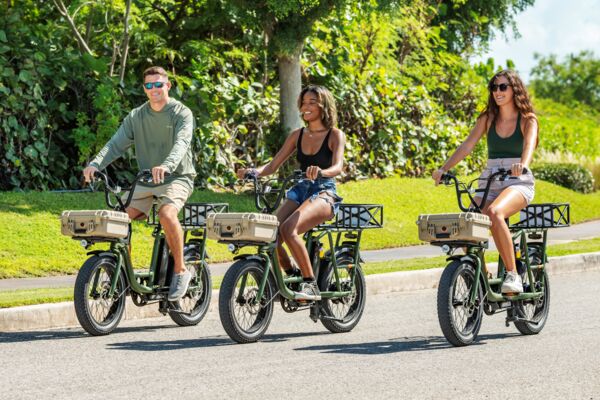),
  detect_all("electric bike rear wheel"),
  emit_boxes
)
[318,256,366,333]
[169,246,212,326]
[514,269,550,335]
